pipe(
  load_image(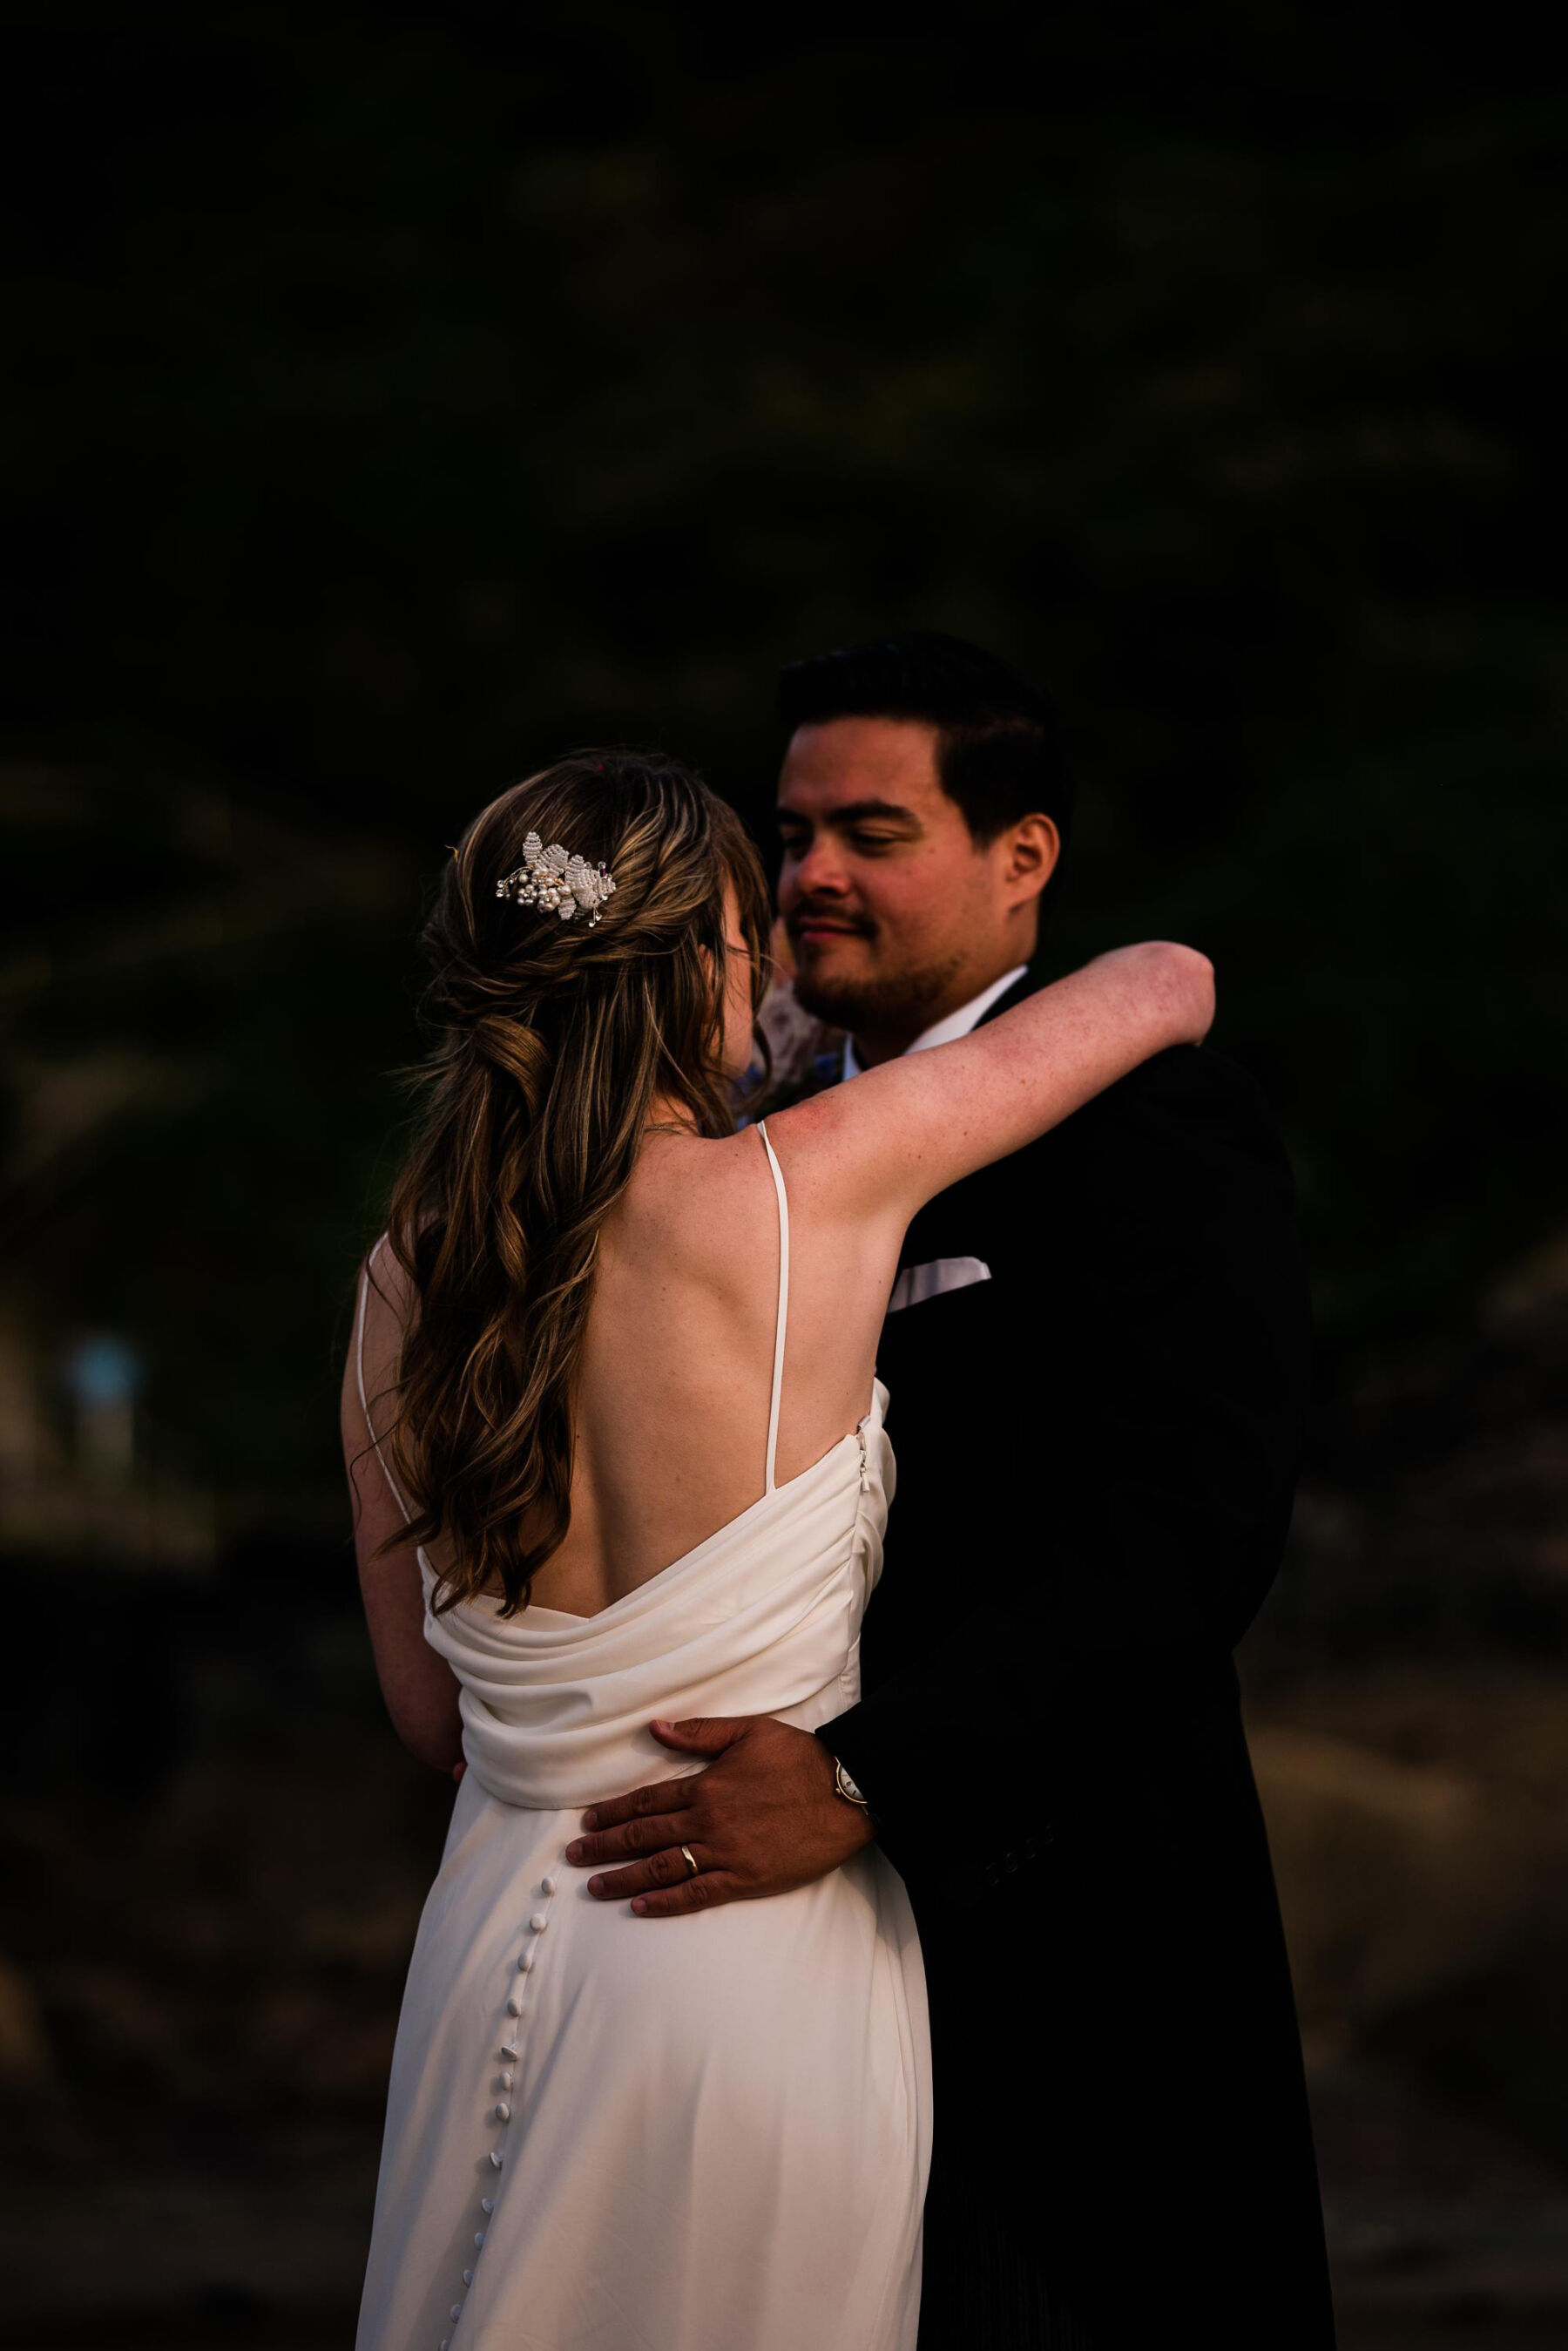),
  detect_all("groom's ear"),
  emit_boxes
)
[999,812,1060,905]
